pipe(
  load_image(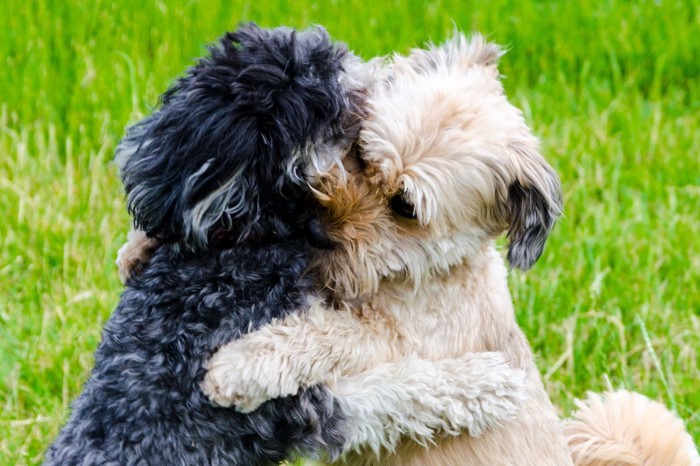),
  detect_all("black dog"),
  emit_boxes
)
[45,24,360,465]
